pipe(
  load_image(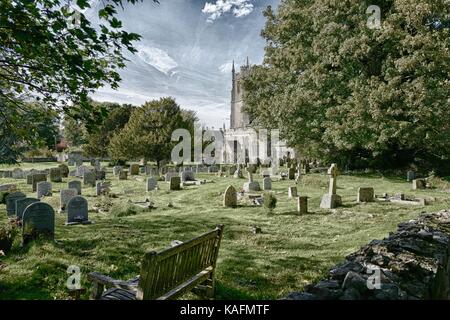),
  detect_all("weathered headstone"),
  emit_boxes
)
[5,191,26,217]
[37,181,52,198]
[288,167,295,180]
[288,186,298,198]
[0,184,17,192]
[96,181,110,196]
[406,171,416,182]
[83,171,96,187]
[320,163,342,209]
[169,176,181,191]
[60,189,78,211]
[412,179,426,190]
[66,196,91,225]
[233,169,244,179]
[119,170,128,180]
[223,185,237,208]
[22,202,55,243]
[95,169,106,180]
[49,168,62,183]
[297,196,308,214]
[113,166,123,176]
[68,152,83,166]
[357,187,374,203]
[243,180,260,192]
[146,177,158,192]
[12,168,24,179]
[129,164,140,176]
[31,173,47,192]
[263,177,272,191]
[165,172,179,182]
[15,197,40,220]
[68,181,82,195]
[59,164,69,178]
[180,170,195,182]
